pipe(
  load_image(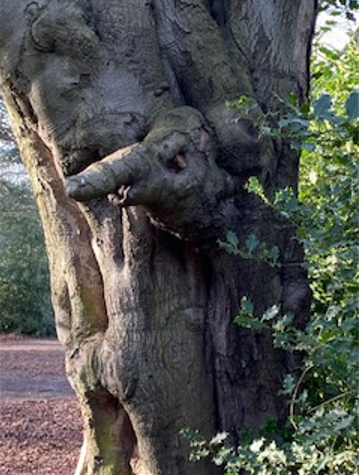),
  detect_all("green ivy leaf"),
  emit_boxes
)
[313,94,332,119]
[209,432,228,446]
[288,92,299,107]
[302,142,316,152]
[245,177,265,199]
[246,234,259,253]
[262,305,280,321]
[269,246,280,264]
[240,296,254,315]
[226,230,239,248]
[334,414,355,431]
[345,91,359,120]
[282,374,296,395]
[235,314,266,330]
